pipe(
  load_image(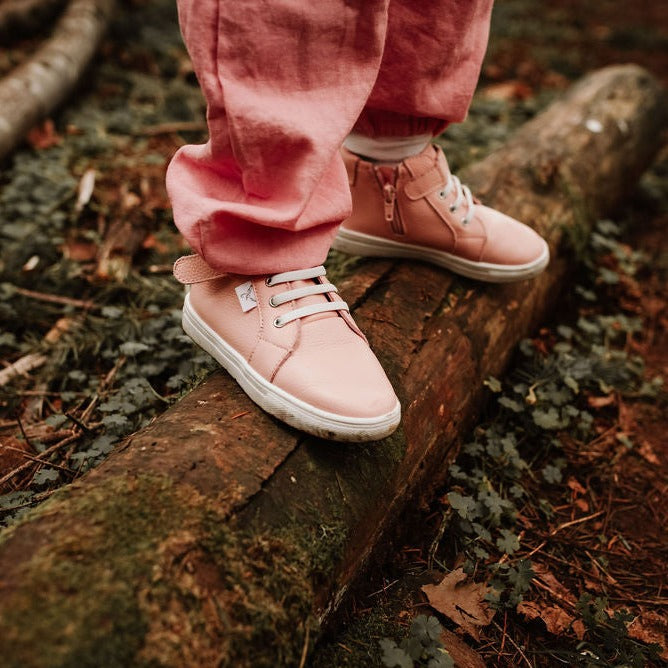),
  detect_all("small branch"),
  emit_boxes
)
[0,444,74,474]
[492,621,533,668]
[65,411,96,435]
[12,286,95,310]
[548,510,605,537]
[0,433,79,488]
[0,352,47,386]
[0,0,116,161]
